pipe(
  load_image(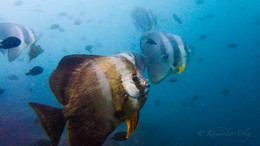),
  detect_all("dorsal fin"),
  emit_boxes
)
[49,54,98,105]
